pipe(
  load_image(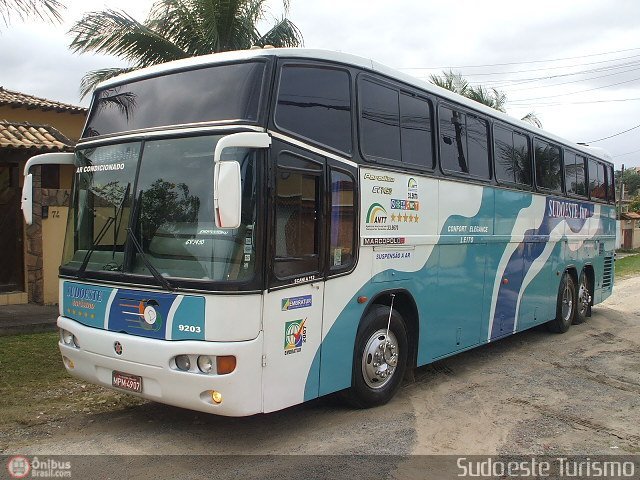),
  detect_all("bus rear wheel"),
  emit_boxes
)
[547,272,576,333]
[574,272,592,324]
[344,305,408,408]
